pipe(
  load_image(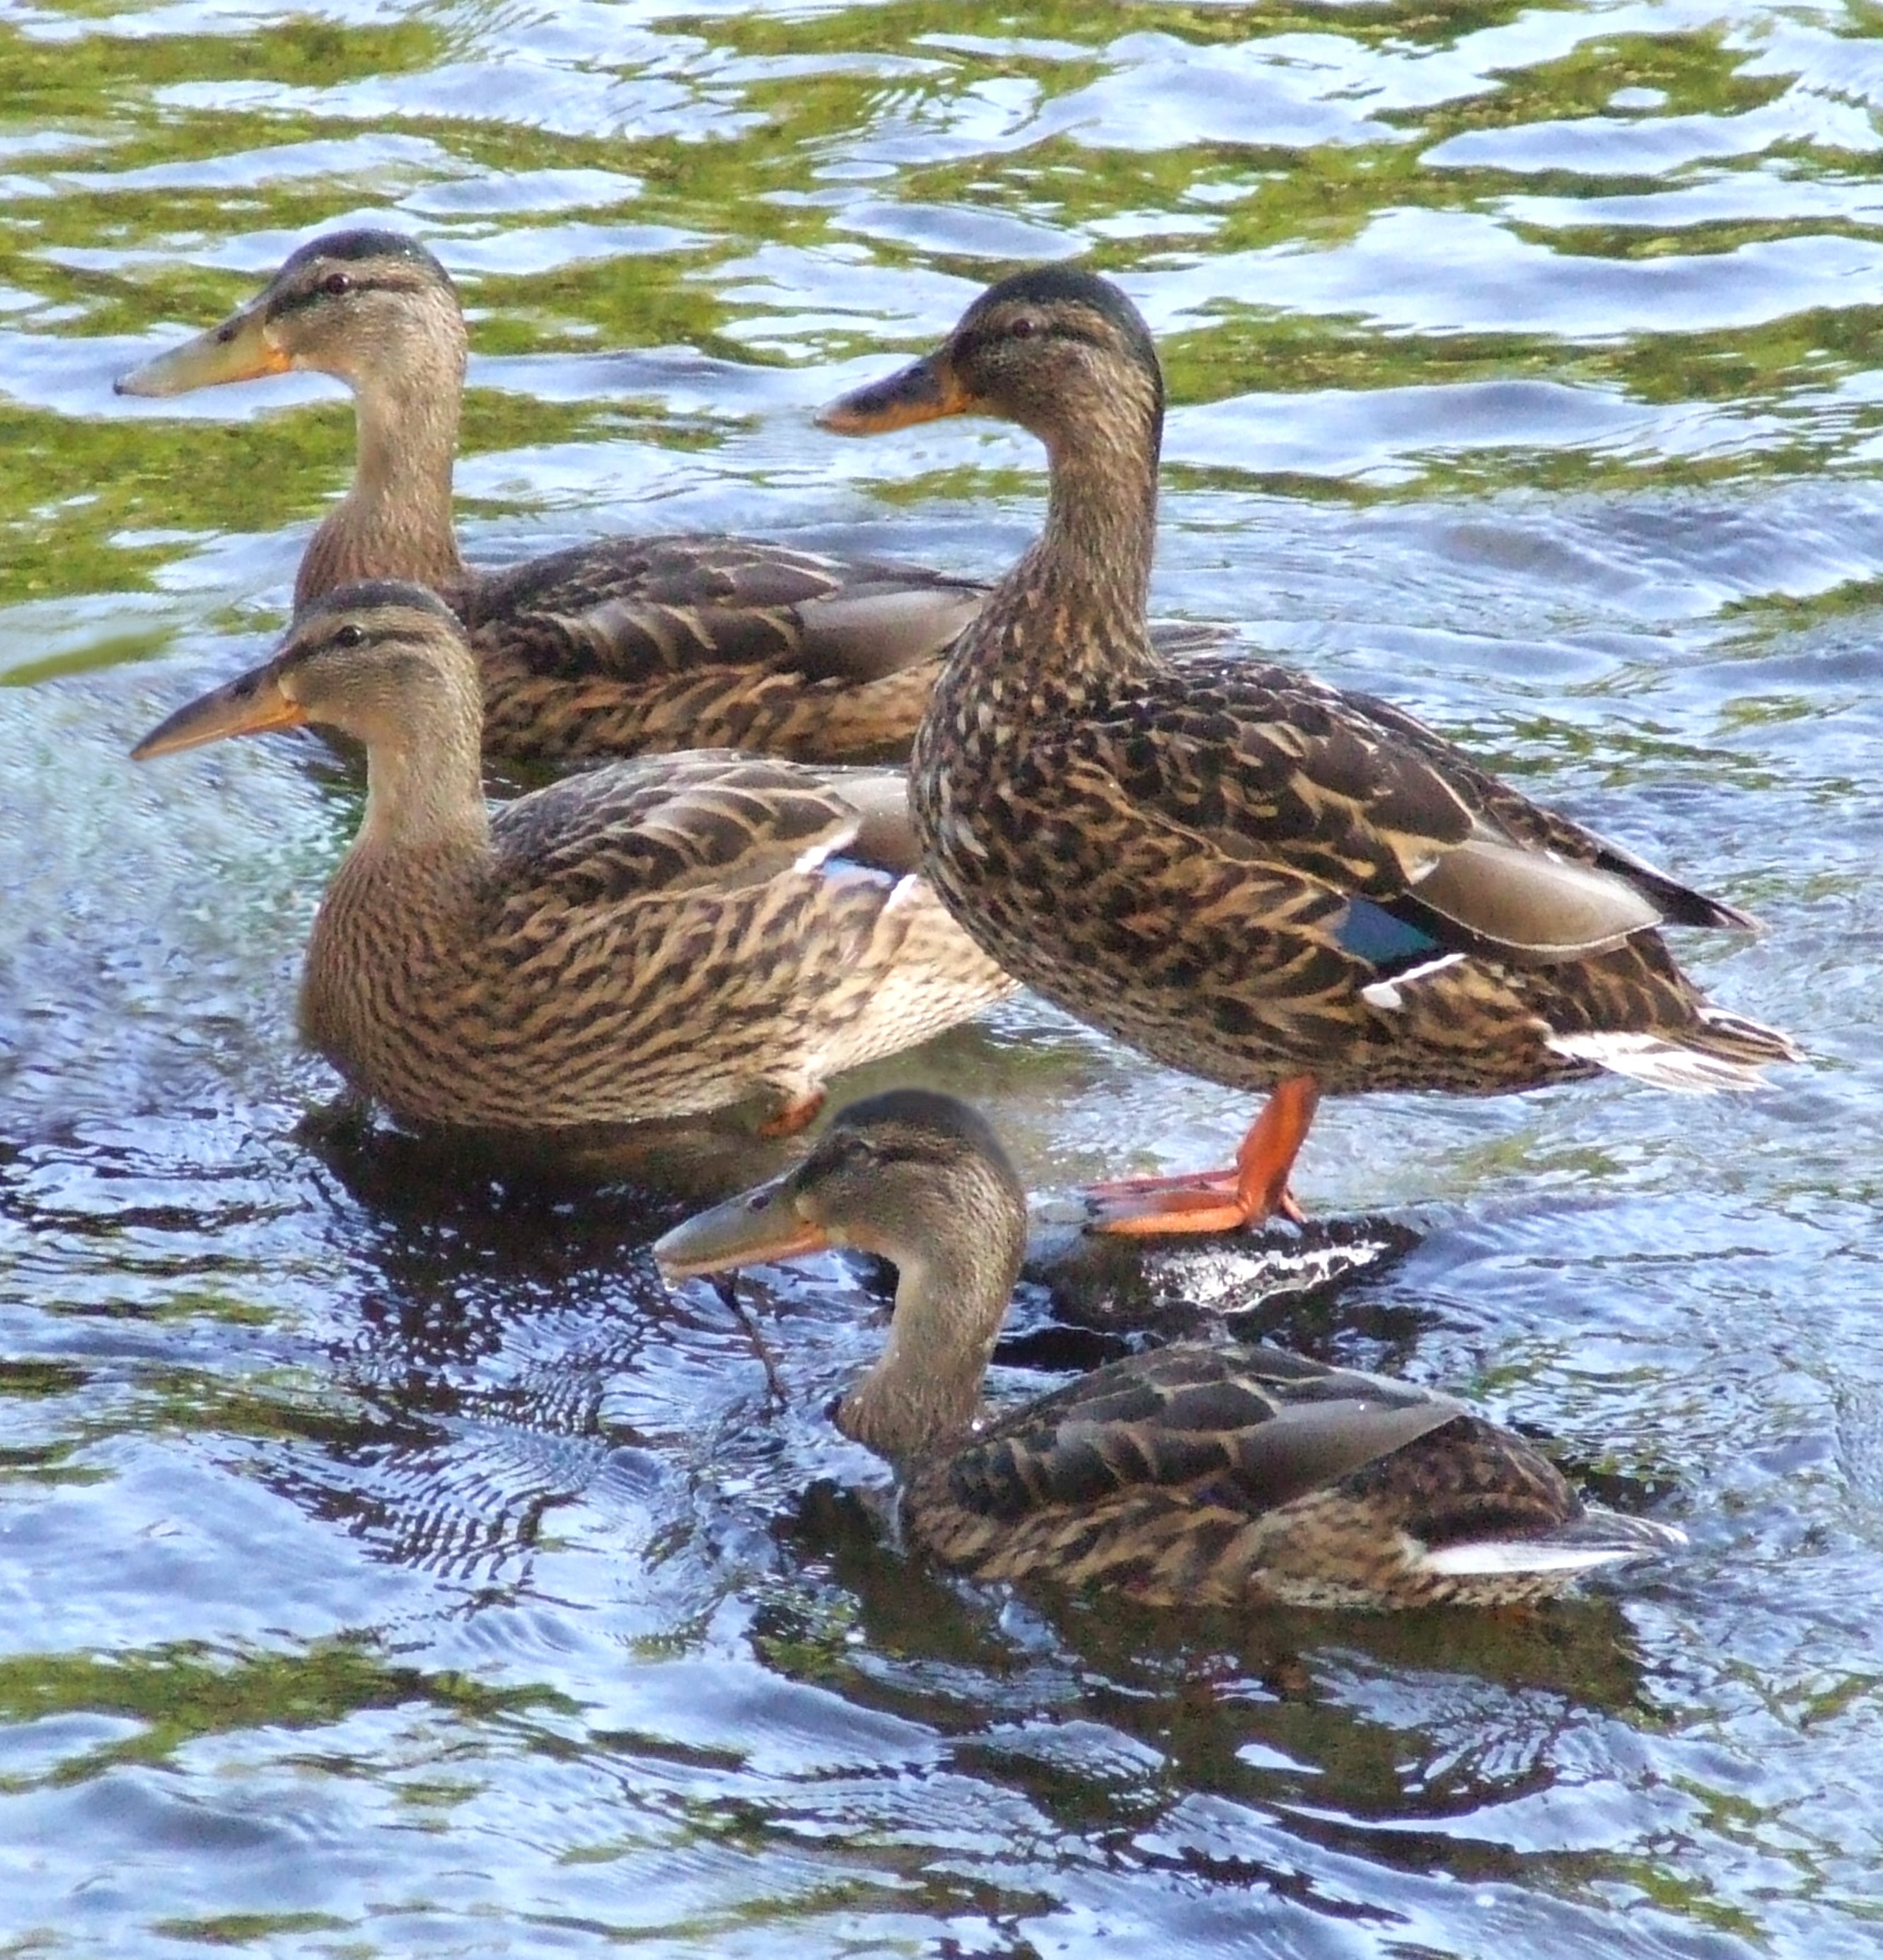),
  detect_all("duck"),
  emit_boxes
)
[113,227,990,767]
[130,581,1014,1140]
[654,1089,1686,1611]
[817,266,1800,1235]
